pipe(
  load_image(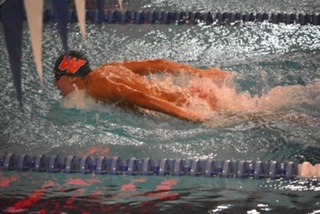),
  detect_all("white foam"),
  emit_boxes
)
[60,89,100,110]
